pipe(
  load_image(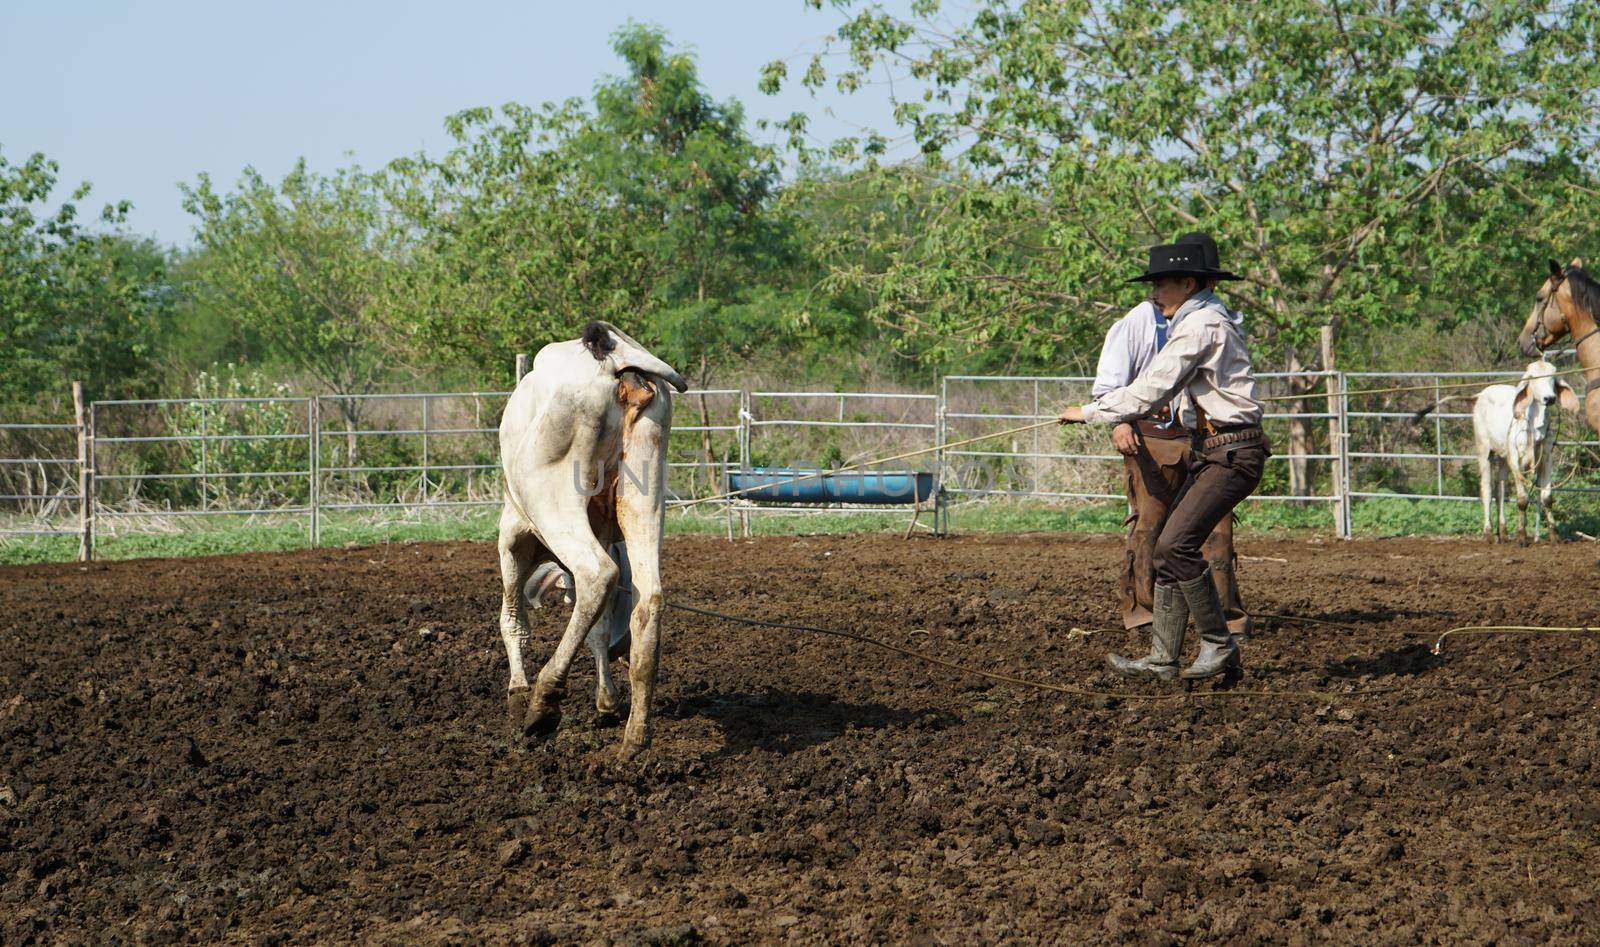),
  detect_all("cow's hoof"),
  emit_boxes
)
[520,683,566,744]
[594,708,623,729]
[521,706,562,744]
[505,686,531,726]
[618,721,651,760]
